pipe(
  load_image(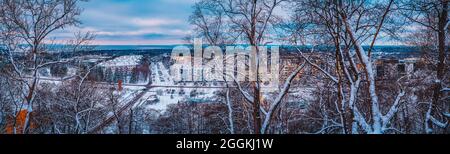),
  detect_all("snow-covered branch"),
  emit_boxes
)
[230,75,254,103]
[382,76,406,129]
[341,12,383,133]
[382,91,405,129]
[430,116,448,128]
[425,101,448,133]
[294,47,338,83]
[261,62,306,134]
[225,89,235,134]
[37,57,81,69]
[443,113,450,118]
[445,20,450,32]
